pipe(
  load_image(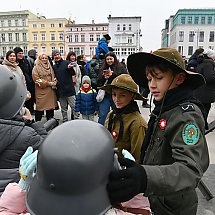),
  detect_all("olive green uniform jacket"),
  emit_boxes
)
[105,111,147,162]
[143,103,209,215]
